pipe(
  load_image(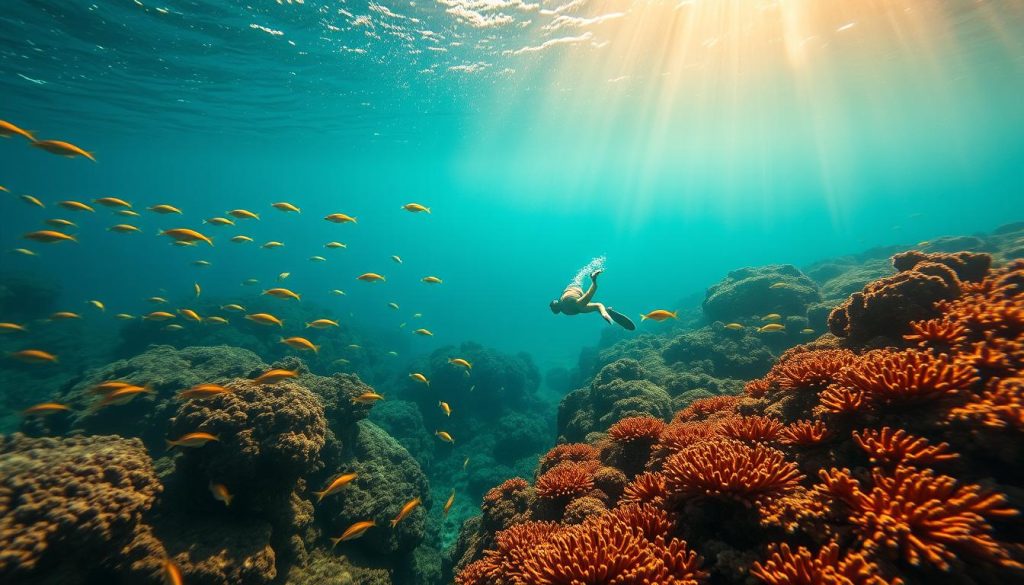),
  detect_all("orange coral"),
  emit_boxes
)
[780,420,832,446]
[816,466,1020,571]
[948,377,1024,430]
[745,378,773,398]
[775,350,858,391]
[663,439,803,505]
[903,318,968,350]
[839,349,978,408]
[752,542,898,585]
[656,422,720,453]
[621,472,668,506]
[517,504,706,585]
[535,462,595,499]
[674,395,741,422]
[608,416,667,443]
[852,428,958,468]
[718,416,784,443]
[817,384,866,415]
[456,521,561,585]
[538,443,599,473]
[483,477,529,504]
